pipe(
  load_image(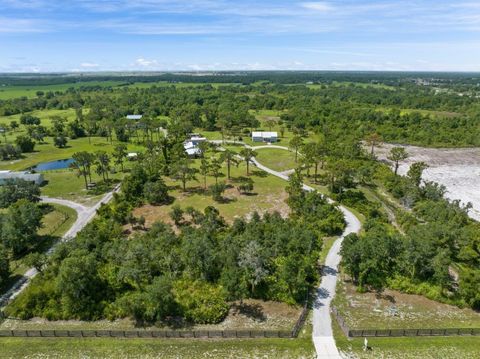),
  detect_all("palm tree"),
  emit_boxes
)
[220,149,239,180]
[239,148,257,176]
